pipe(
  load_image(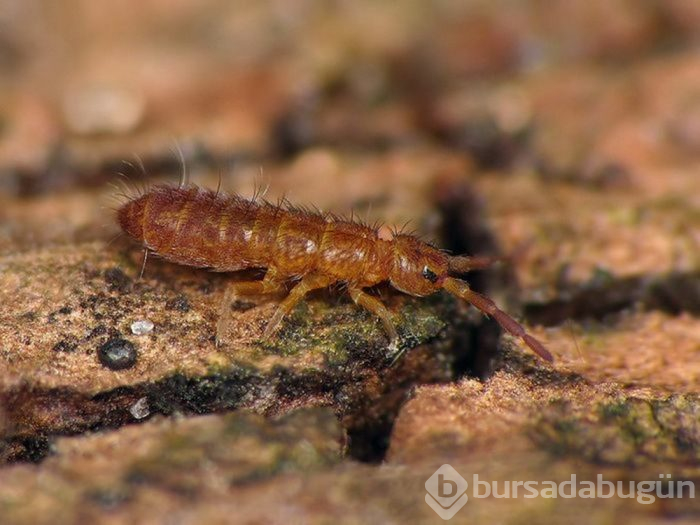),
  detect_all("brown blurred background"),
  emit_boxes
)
[3,0,700,190]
